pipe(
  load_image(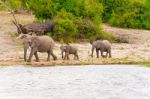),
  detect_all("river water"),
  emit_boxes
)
[0,65,150,99]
